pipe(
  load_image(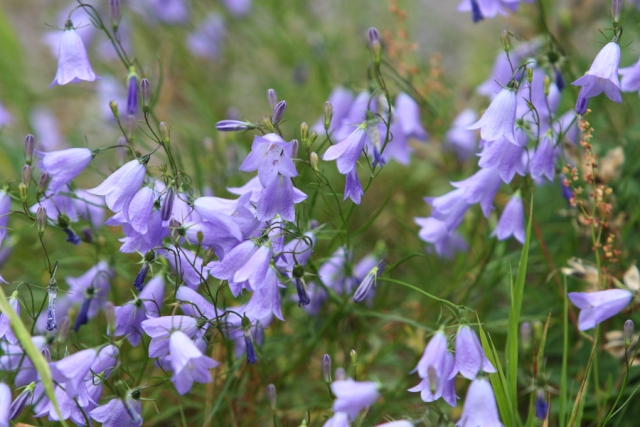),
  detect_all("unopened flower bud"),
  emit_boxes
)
[19,183,27,203]
[300,122,309,144]
[126,114,136,137]
[127,69,138,116]
[309,131,318,146]
[272,100,287,124]
[353,267,378,302]
[291,139,299,159]
[80,227,93,243]
[140,78,151,110]
[543,75,550,96]
[294,278,310,307]
[266,384,277,410]
[24,134,35,165]
[368,27,382,65]
[322,354,332,383]
[350,349,357,365]
[612,0,622,24]
[267,88,278,110]
[159,121,170,144]
[520,322,532,351]
[532,320,543,342]
[196,230,204,245]
[57,316,70,342]
[22,165,32,187]
[109,0,121,23]
[216,120,255,132]
[109,100,119,119]
[202,248,215,266]
[526,67,533,84]
[501,30,511,53]
[41,348,51,363]
[334,367,346,381]
[323,101,333,131]
[9,383,34,420]
[310,152,318,171]
[104,301,116,335]
[38,172,51,195]
[624,319,634,346]
[161,188,174,221]
[36,207,47,235]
